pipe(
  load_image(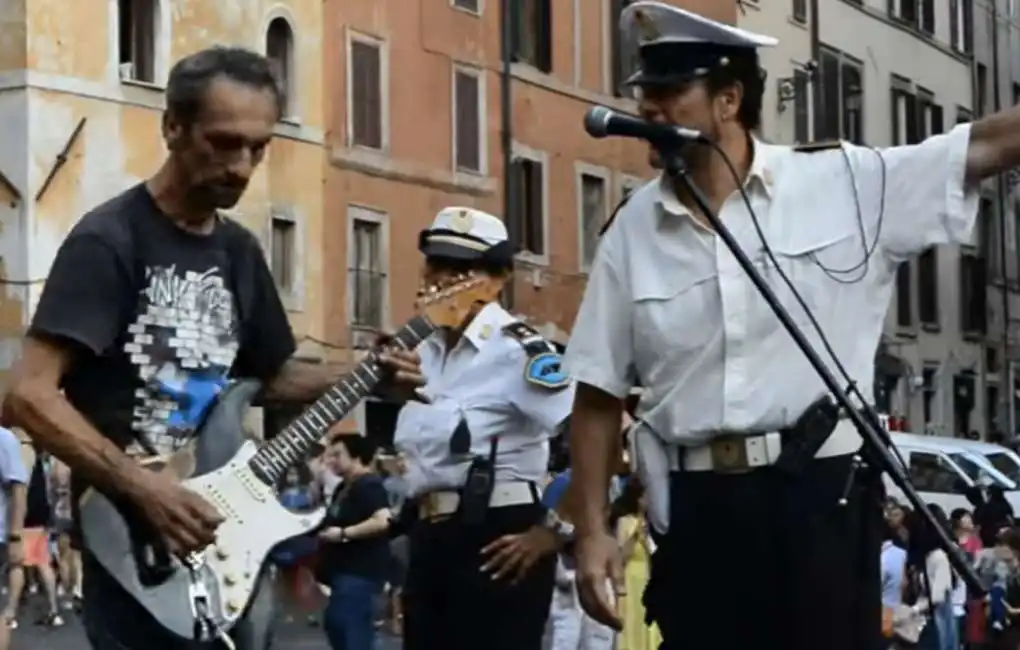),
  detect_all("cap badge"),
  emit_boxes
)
[450,209,473,233]
[633,9,659,42]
